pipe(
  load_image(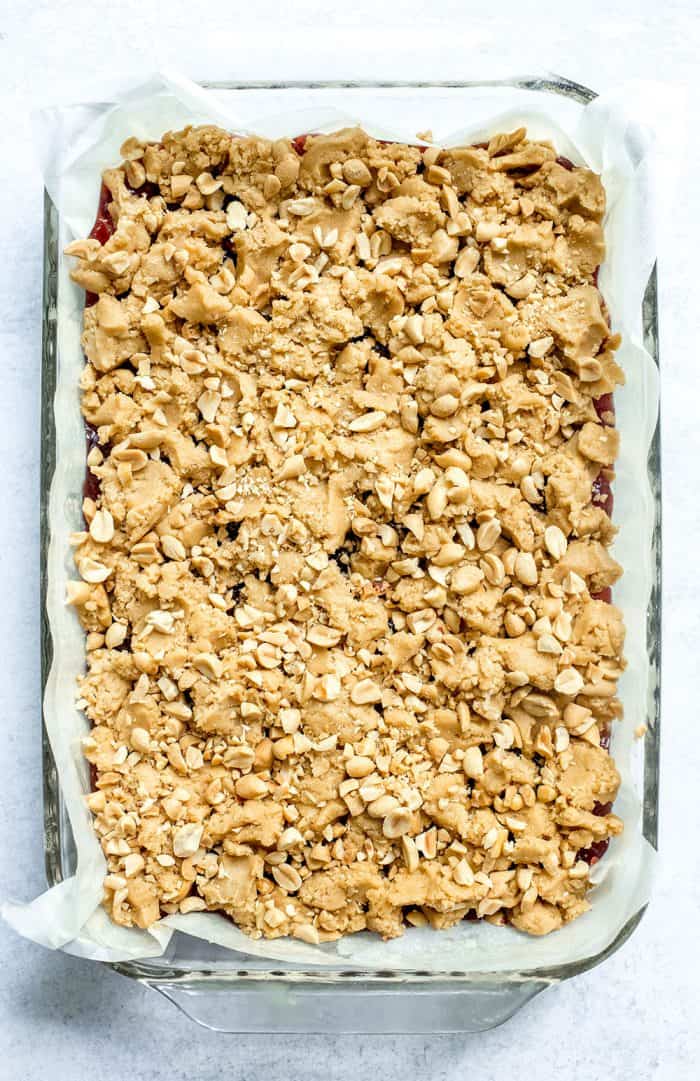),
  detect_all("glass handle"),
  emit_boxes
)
[149,978,552,1033]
